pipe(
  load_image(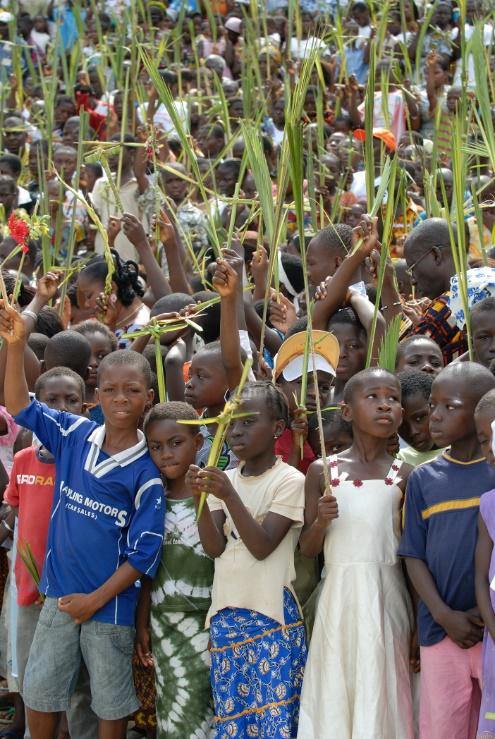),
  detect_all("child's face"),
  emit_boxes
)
[227,396,284,462]
[184,351,227,411]
[475,409,495,464]
[473,312,495,369]
[278,370,333,414]
[399,392,433,452]
[77,272,105,311]
[306,237,338,286]
[39,376,84,415]
[86,331,114,389]
[331,323,367,384]
[146,419,202,480]
[308,423,353,457]
[429,376,477,448]
[95,365,153,430]
[396,339,443,376]
[343,376,403,438]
